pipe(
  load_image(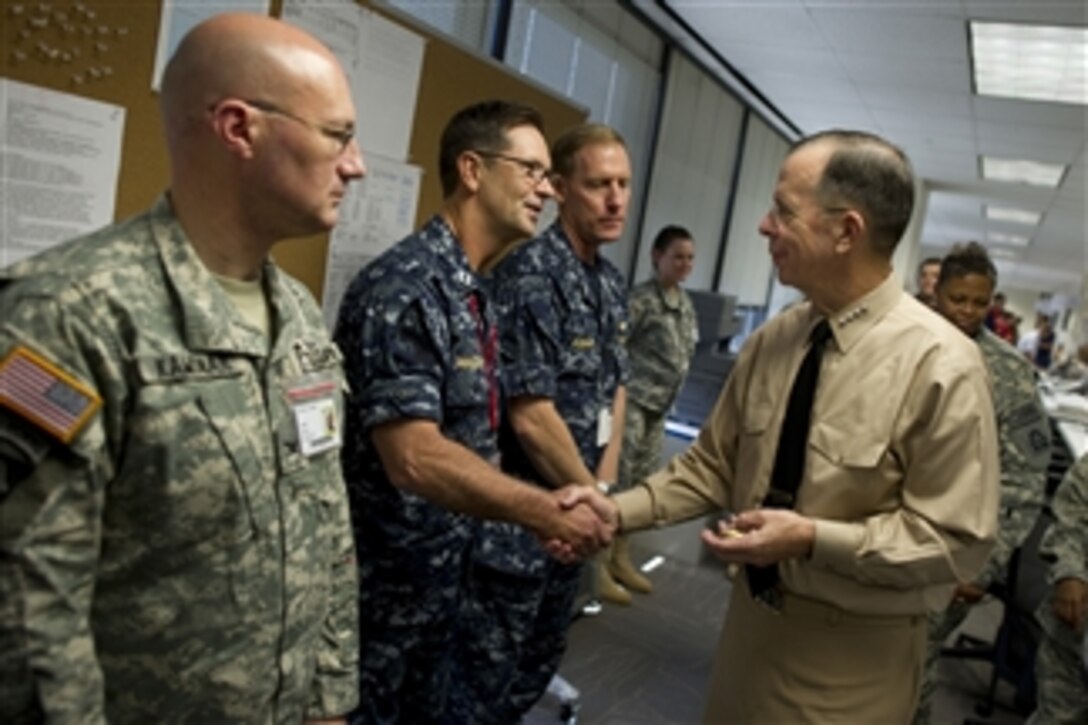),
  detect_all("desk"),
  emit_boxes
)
[1039,381,1088,460]
[1055,419,1088,460]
